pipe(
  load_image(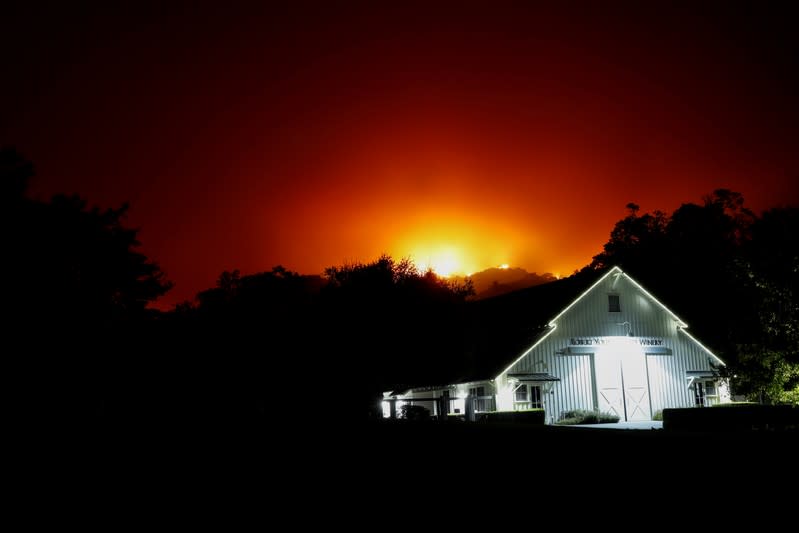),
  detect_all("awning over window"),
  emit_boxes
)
[686,370,718,379]
[508,372,561,382]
